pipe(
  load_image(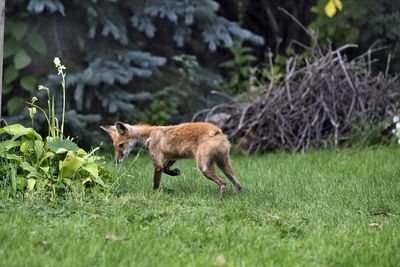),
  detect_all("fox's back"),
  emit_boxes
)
[150,122,227,158]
